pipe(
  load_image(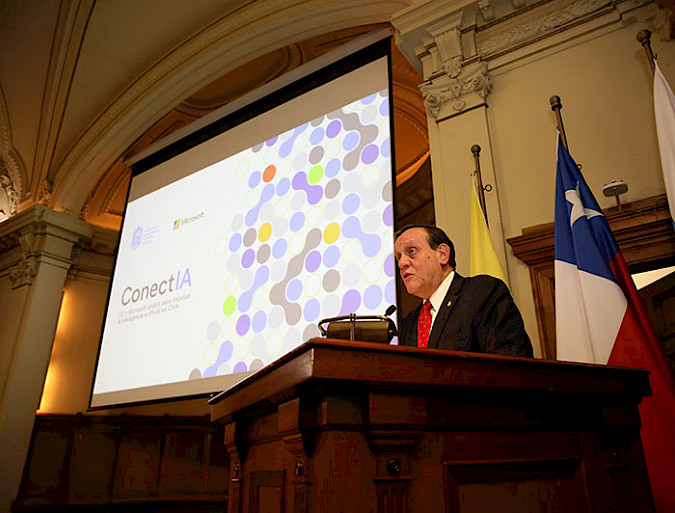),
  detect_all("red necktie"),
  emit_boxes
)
[417,300,433,348]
